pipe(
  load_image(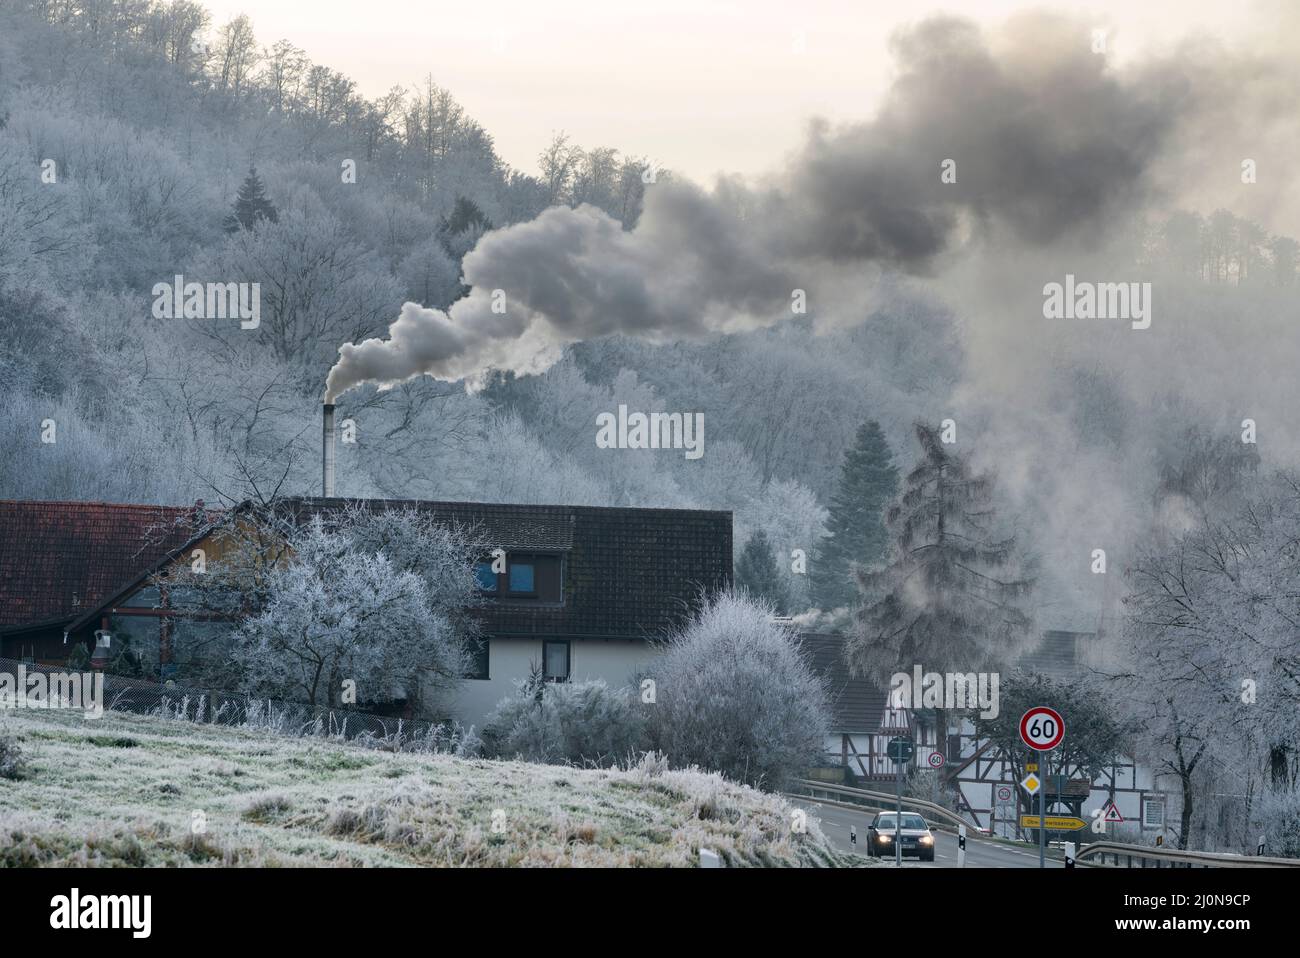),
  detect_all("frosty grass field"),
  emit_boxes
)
[0,707,855,867]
